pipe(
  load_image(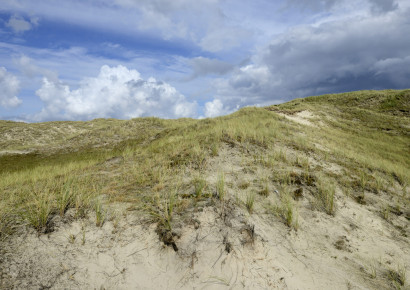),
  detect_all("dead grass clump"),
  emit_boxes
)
[238,180,250,190]
[240,223,256,245]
